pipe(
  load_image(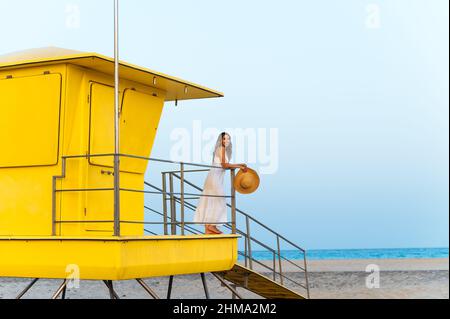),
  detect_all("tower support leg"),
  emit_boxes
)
[16,278,39,299]
[136,278,160,299]
[103,280,120,299]
[200,273,210,299]
[167,275,174,299]
[51,280,68,299]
